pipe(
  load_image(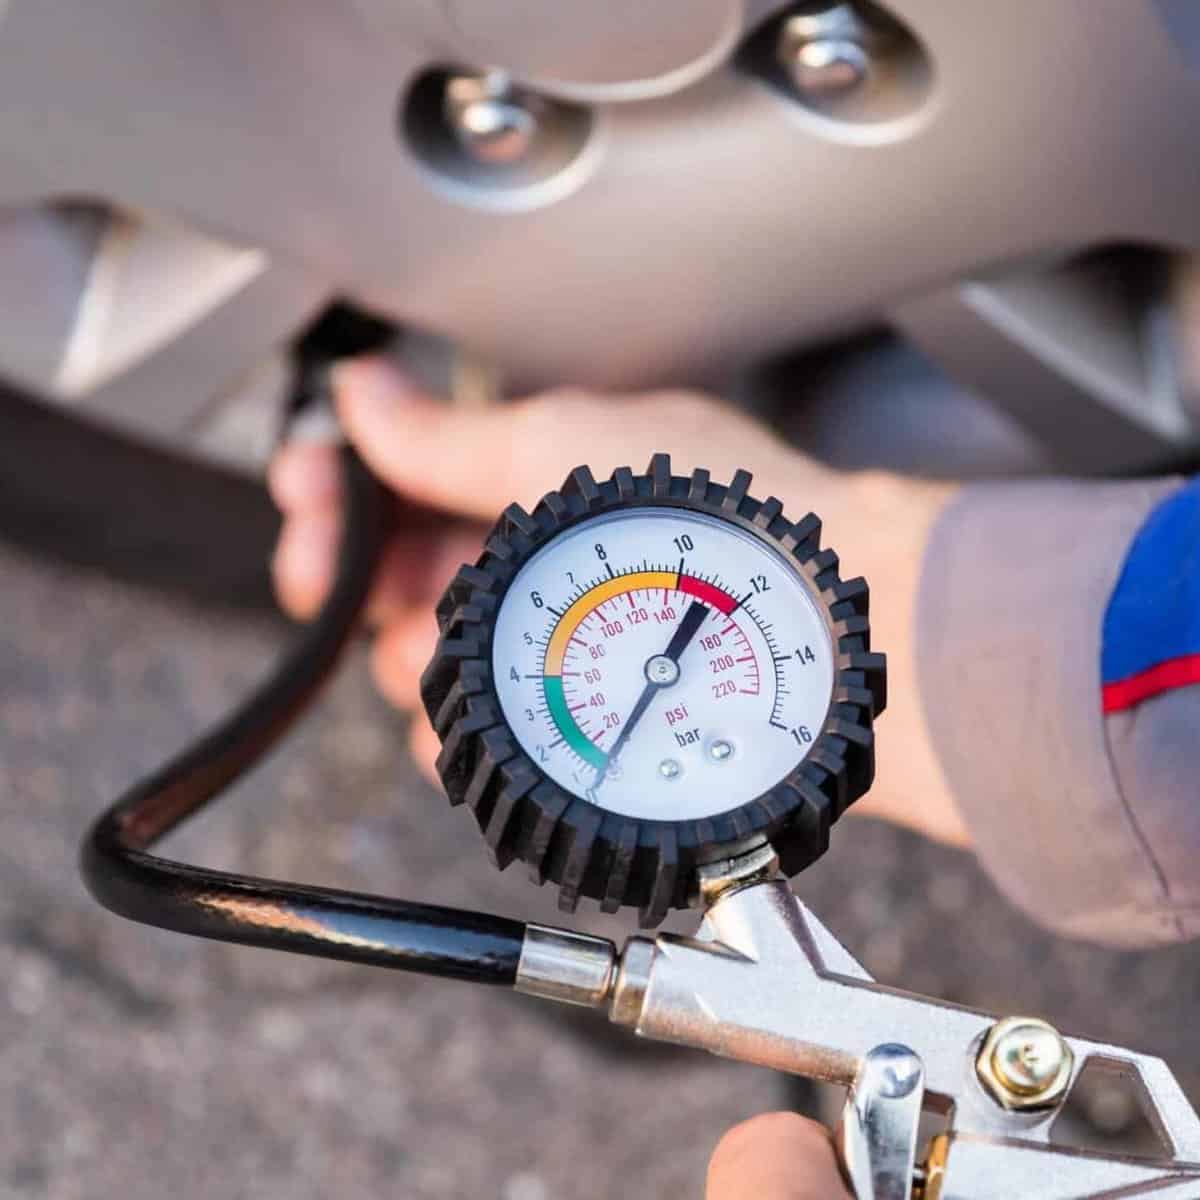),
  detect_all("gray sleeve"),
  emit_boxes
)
[916,476,1198,948]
